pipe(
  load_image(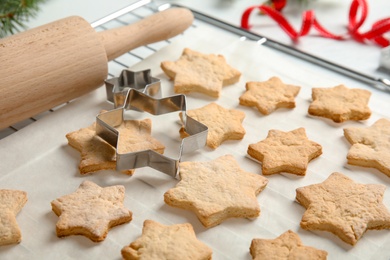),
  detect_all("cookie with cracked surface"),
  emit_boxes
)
[180,102,246,149]
[0,189,28,246]
[121,220,212,260]
[344,118,390,177]
[308,84,371,123]
[51,180,132,242]
[239,76,301,115]
[164,154,268,228]
[161,48,241,98]
[296,172,390,245]
[250,230,328,260]
[247,127,322,175]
